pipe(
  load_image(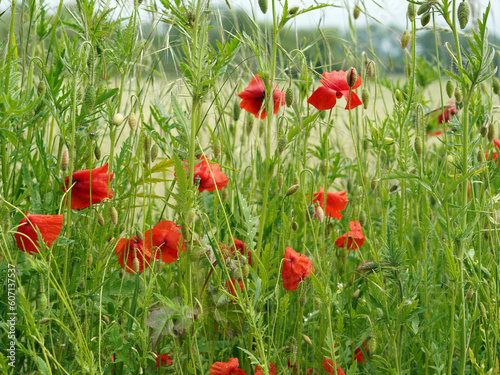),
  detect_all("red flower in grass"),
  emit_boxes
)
[312,188,349,220]
[335,221,365,250]
[323,359,346,375]
[114,236,151,273]
[63,163,113,209]
[255,362,277,375]
[238,74,285,119]
[487,139,500,161]
[225,278,244,302]
[354,341,368,363]
[15,214,63,255]
[179,156,229,193]
[231,238,252,265]
[144,220,184,263]
[282,247,313,291]
[307,70,362,110]
[210,358,246,375]
[154,352,172,367]
[437,103,457,124]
